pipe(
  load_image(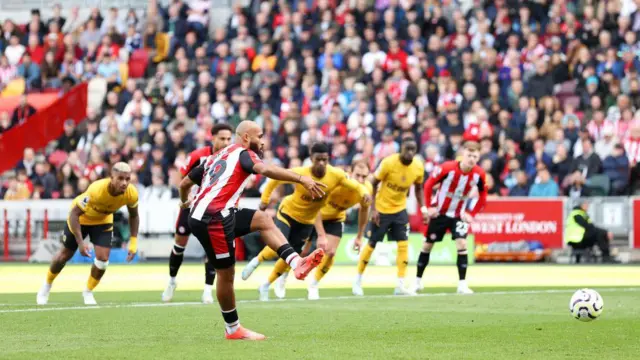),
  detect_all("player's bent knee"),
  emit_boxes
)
[455,239,467,251]
[326,250,336,258]
[422,242,434,252]
[174,236,189,247]
[94,258,109,270]
[367,238,377,248]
